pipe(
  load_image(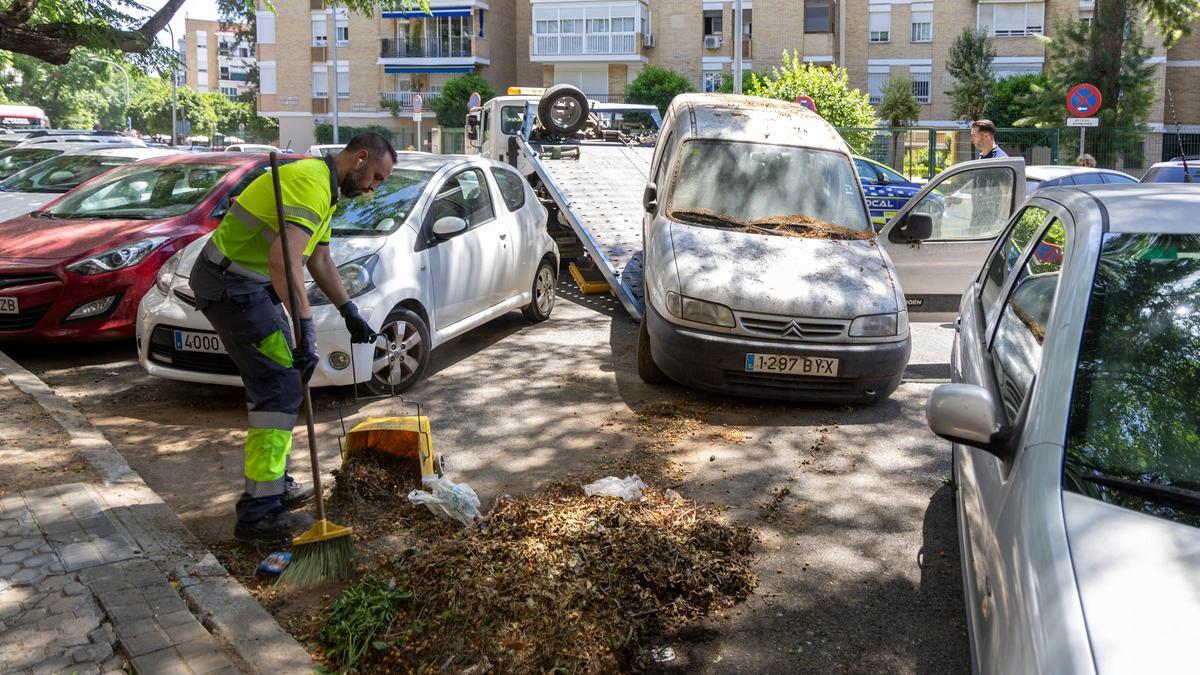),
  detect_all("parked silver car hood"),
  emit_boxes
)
[1062,491,1200,673]
[669,222,899,319]
[0,191,54,223]
[176,232,385,280]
